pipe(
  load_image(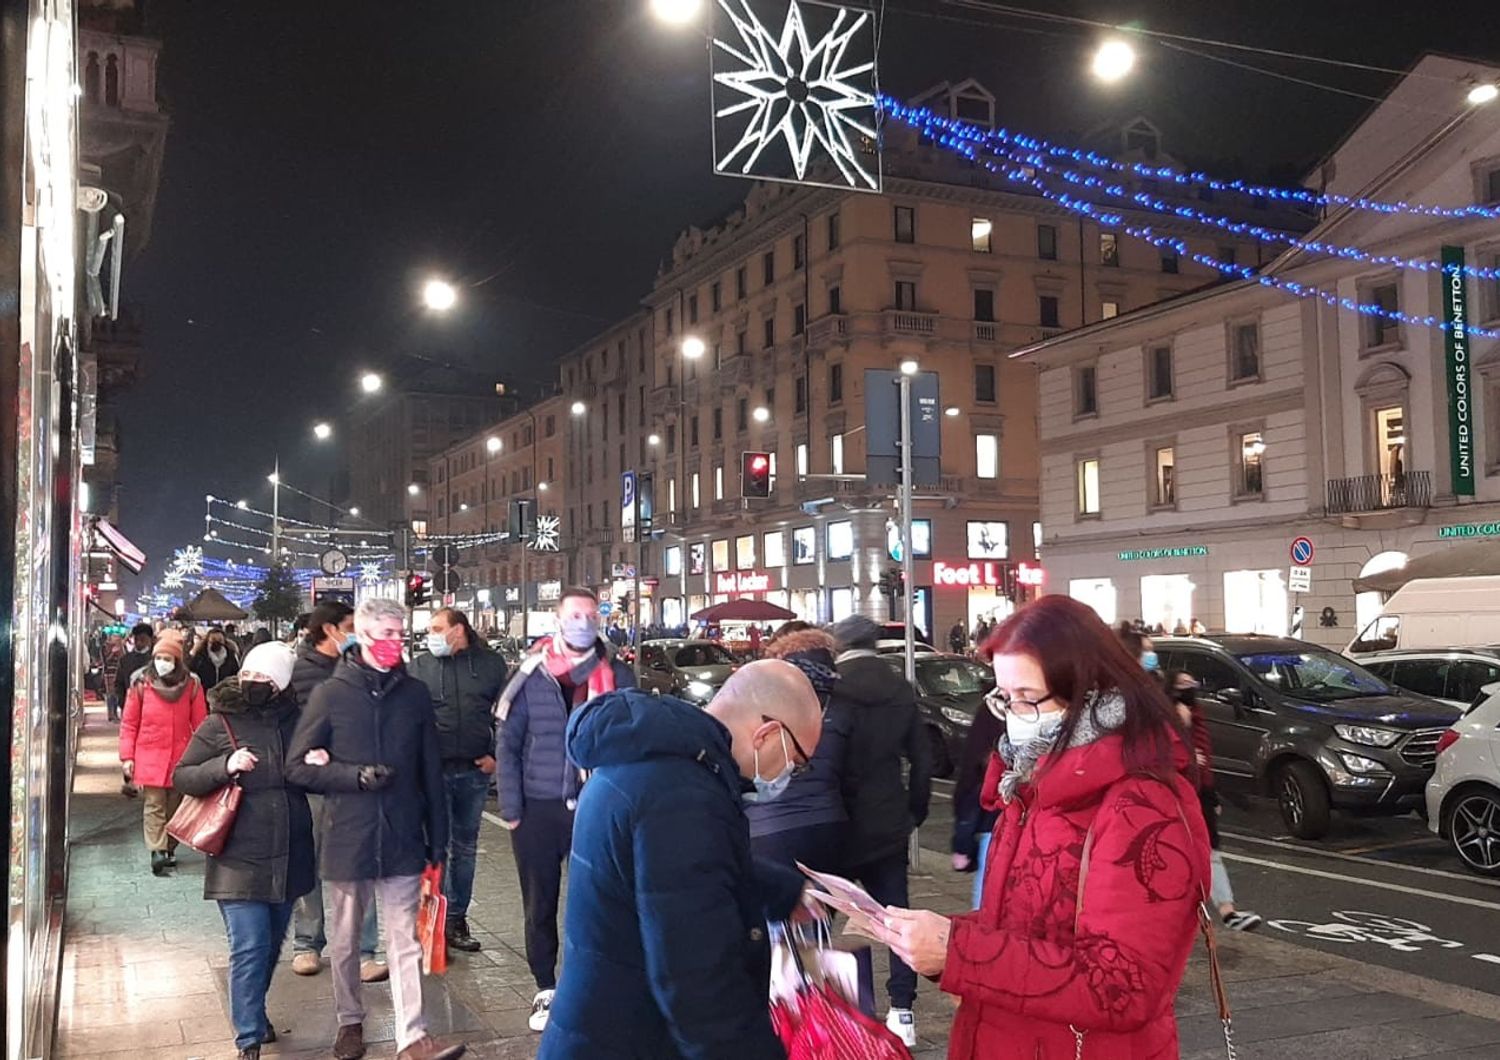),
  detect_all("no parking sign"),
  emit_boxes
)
[1290,537,1315,565]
